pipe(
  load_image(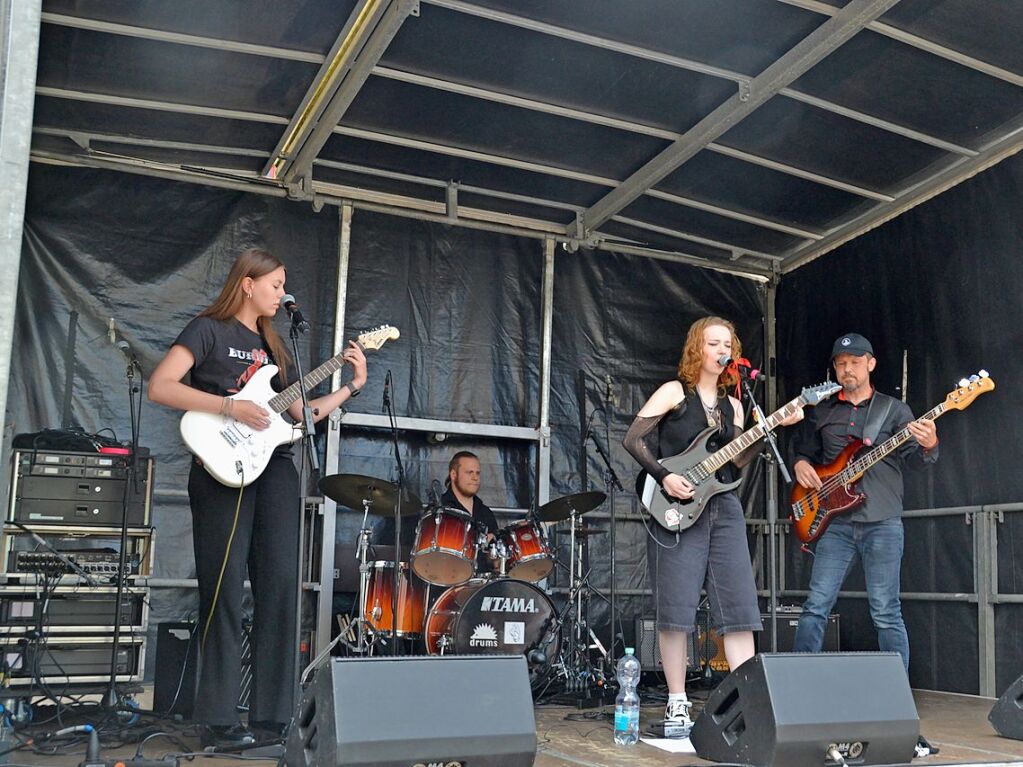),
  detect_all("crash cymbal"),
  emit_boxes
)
[318,474,422,515]
[553,526,608,537]
[538,491,607,522]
